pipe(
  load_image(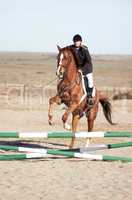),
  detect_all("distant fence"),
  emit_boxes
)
[0,83,131,109]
